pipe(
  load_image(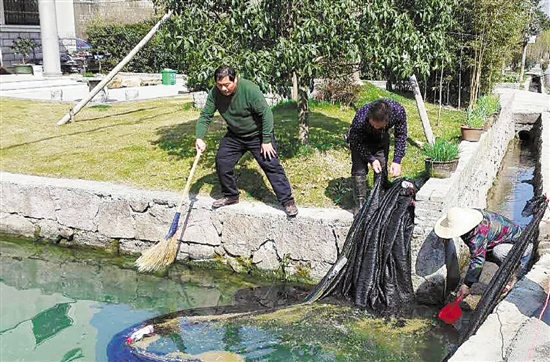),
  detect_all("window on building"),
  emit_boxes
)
[3,0,39,26]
